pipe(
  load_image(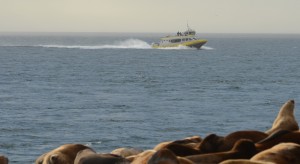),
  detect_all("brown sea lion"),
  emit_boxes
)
[35,153,47,164]
[198,131,267,154]
[172,136,202,145]
[74,148,130,164]
[217,130,268,152]
[154,135,202,151]
[35,143,92,164]
[186,139,257,164]
[0,155,9,164]
[255,130,300,152]
[153,141,173,151]
[110,147,143,158]
[220,159,274,164]
[197,133,224,154]
[265,99,299,135]
[130,150,156,164]
[160,131,265,157]
[160,142,201,156]
[251,142,300,164]
[147,149,194,164]
[177,157,196,164]
[153,136,202,157]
